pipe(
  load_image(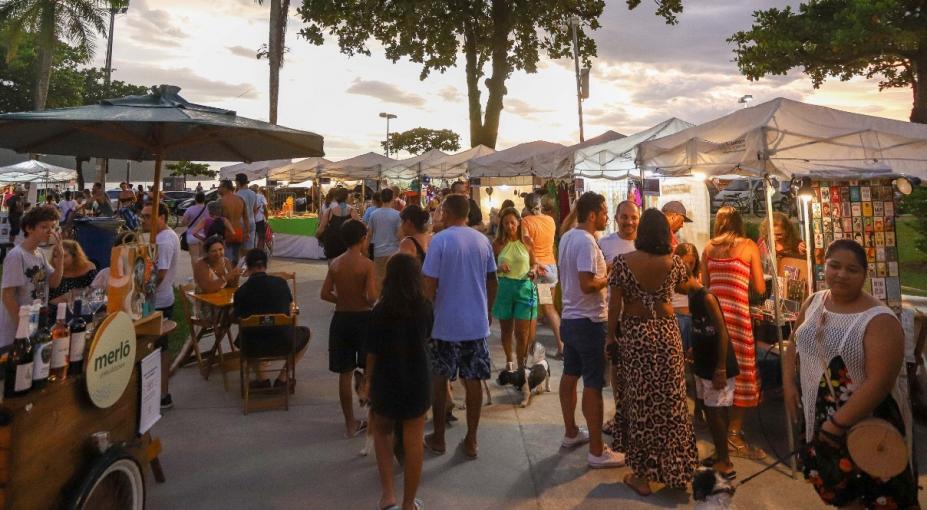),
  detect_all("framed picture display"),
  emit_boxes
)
[809,178,901,312]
